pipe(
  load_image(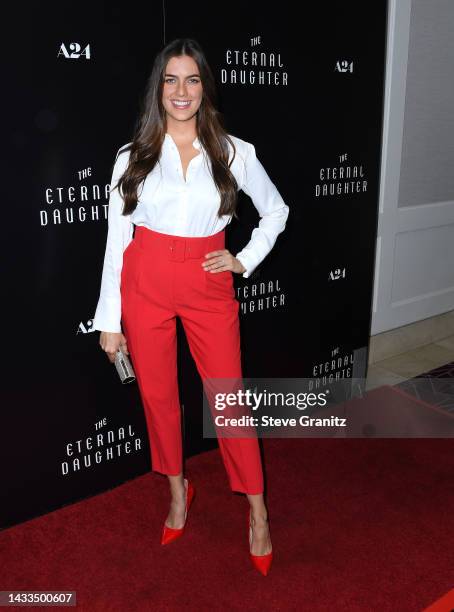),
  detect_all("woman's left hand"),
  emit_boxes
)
[202,249,246,274]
